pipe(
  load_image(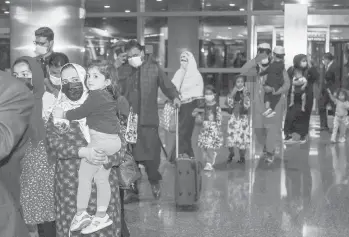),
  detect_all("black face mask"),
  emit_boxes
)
[61,82,84,101]
[17,77,34,91]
